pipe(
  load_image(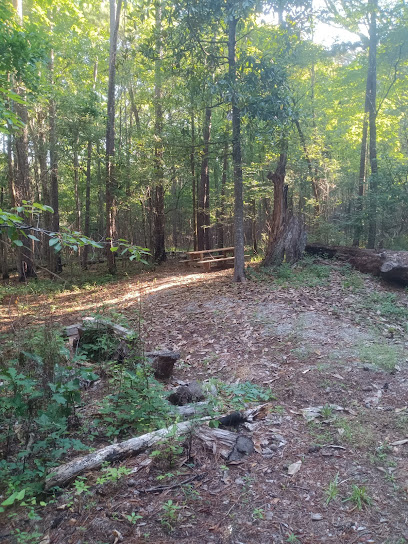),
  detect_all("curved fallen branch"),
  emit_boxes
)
[45,418,208,490]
